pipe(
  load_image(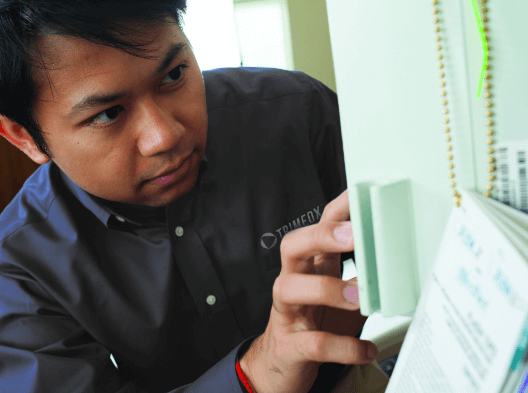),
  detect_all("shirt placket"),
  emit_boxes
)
[167,186,246,359]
